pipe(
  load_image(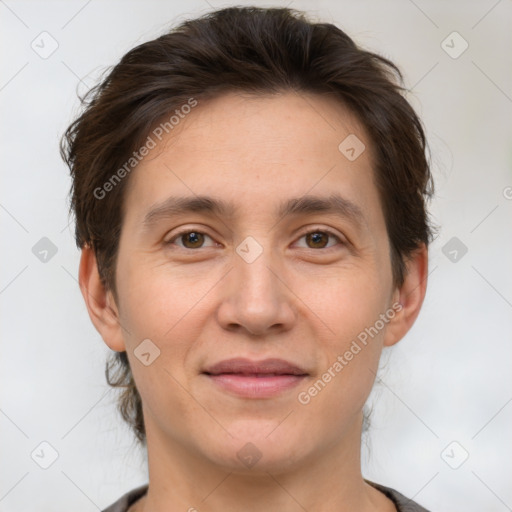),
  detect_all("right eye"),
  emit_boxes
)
[165,230,218,250]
